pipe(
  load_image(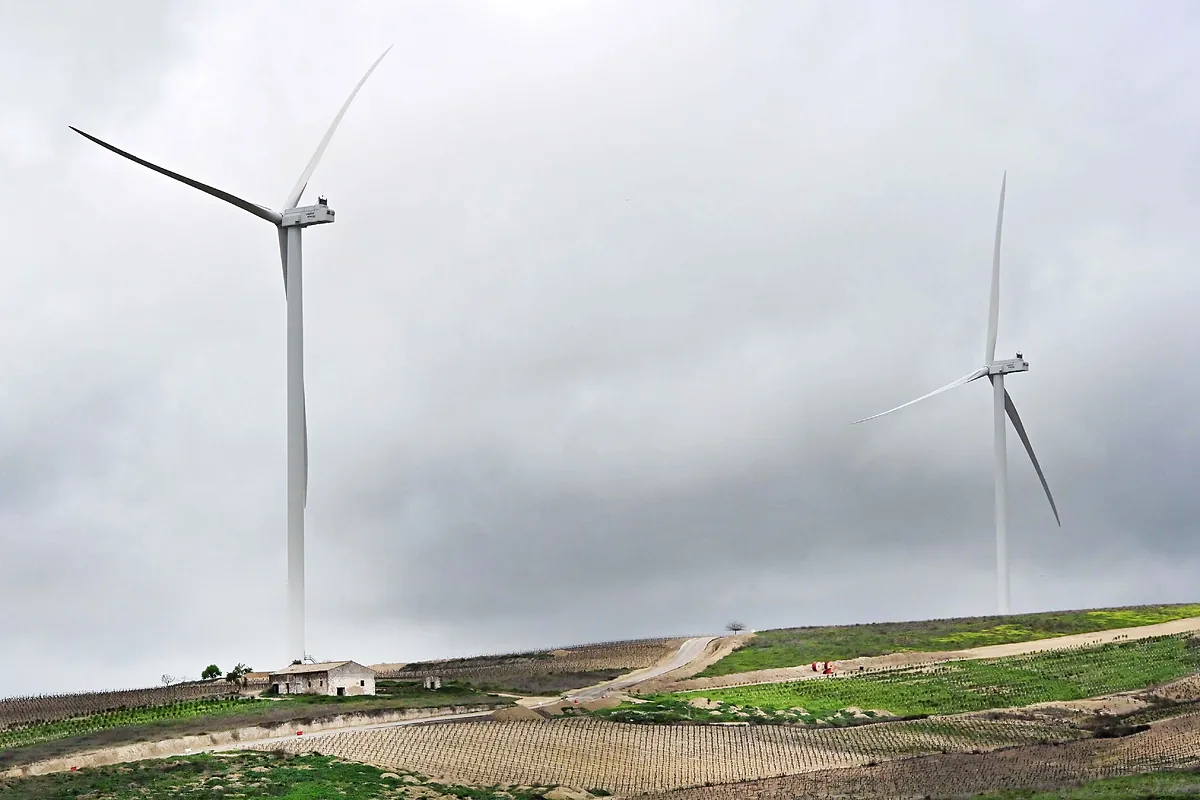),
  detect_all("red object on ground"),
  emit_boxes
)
[823,667,833,674]
[296,731,303,736]
[812,662,818,671]
[70,767,77,771]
